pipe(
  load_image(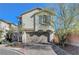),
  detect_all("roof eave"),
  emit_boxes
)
[20,8,42,16]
